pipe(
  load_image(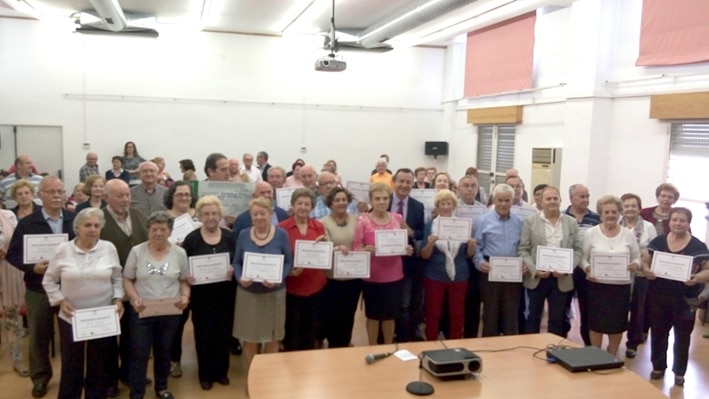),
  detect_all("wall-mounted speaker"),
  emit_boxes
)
[425,141,448,158]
